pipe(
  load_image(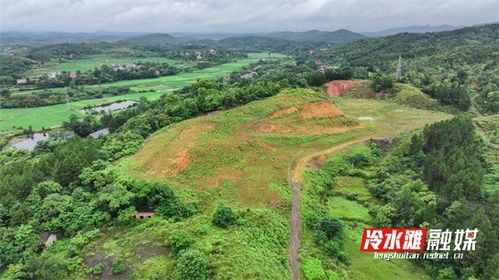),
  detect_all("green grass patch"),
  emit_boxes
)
[335,176,371,201]
[327,196,371,223]
[391,83,437,110]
